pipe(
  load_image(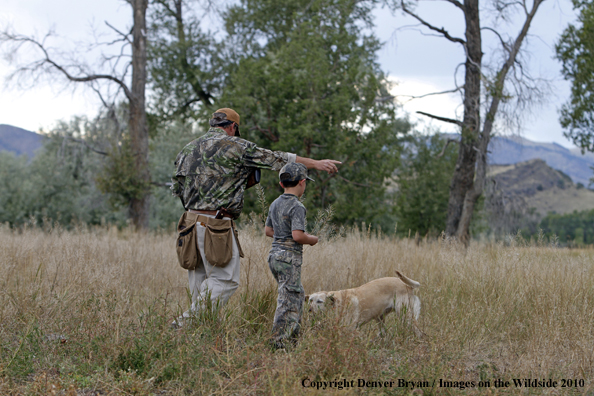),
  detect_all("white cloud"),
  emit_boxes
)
[0,0,129,132]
